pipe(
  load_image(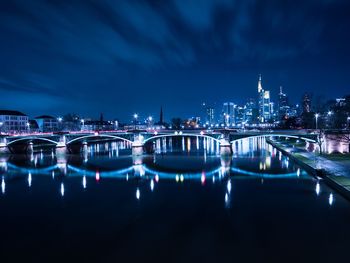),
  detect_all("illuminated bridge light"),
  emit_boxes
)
[175,175,179,182]
[155,174,159,183]
[180,174,184,182]
[1,176,5,194]
[315,182,320,196]
[227,180,232,194]
[329,193,334,206]
[82,176,87,189]
[95,171,100,182]
[28,173,32,188]
[136,188,140,200]
[60,183,65,197]
[150,179,154,191]
[201,173,206,185]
